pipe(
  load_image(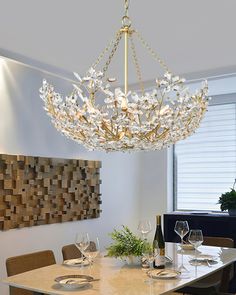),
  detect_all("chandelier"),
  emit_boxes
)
[40,1,209,152]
